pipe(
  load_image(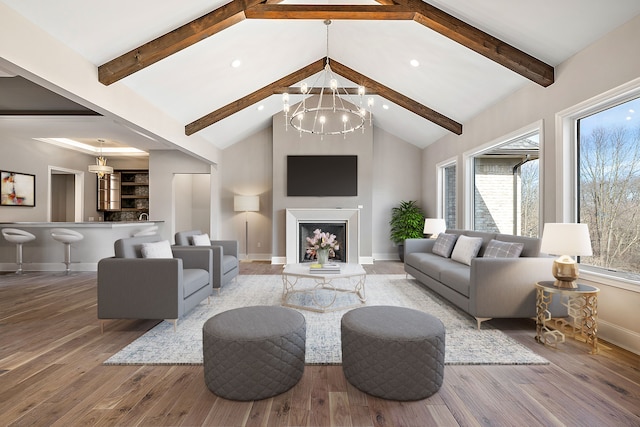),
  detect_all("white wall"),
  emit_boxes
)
[422,14,640,354]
